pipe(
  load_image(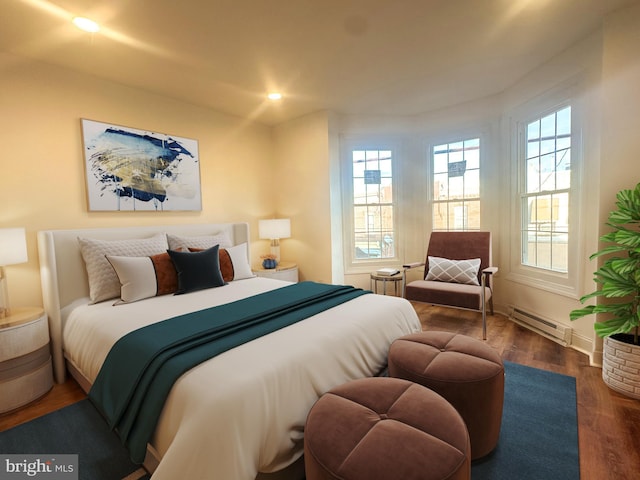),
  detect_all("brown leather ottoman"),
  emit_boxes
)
[304,377,470,480]
[388,331,504,460]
